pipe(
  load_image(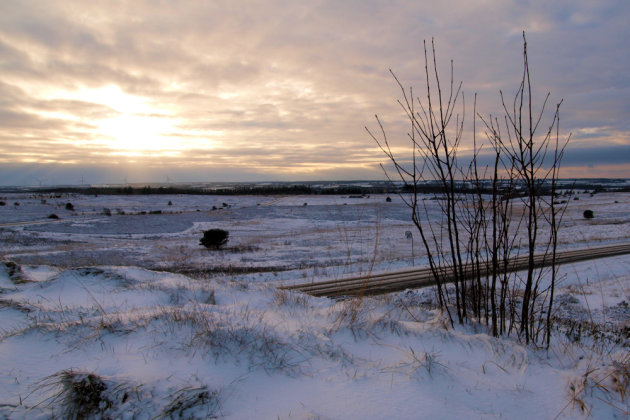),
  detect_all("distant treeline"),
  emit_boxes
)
[402,181,630,196]
[8,179,630,196]
[32,184,399,196]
